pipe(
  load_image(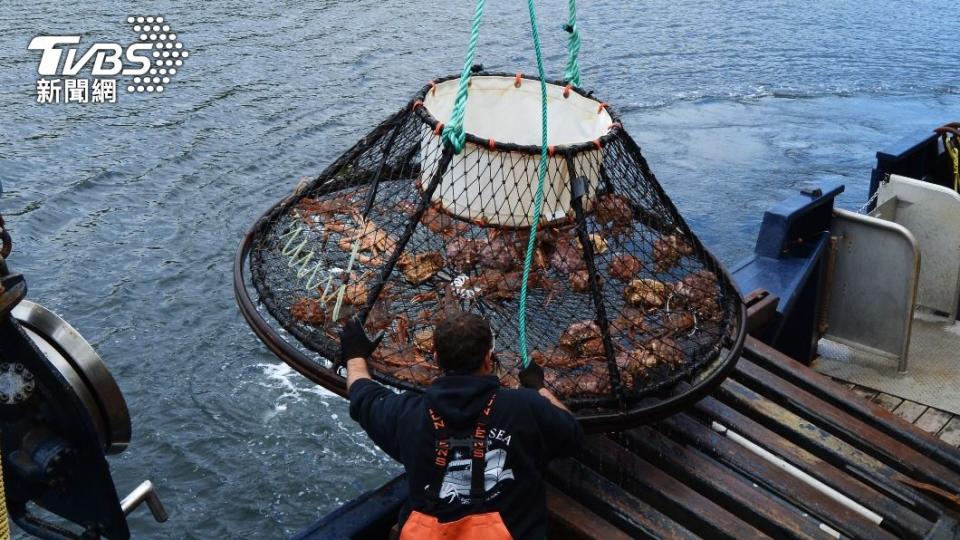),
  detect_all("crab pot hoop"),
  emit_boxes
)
[237,72,746,431]
[419,75,613,227]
